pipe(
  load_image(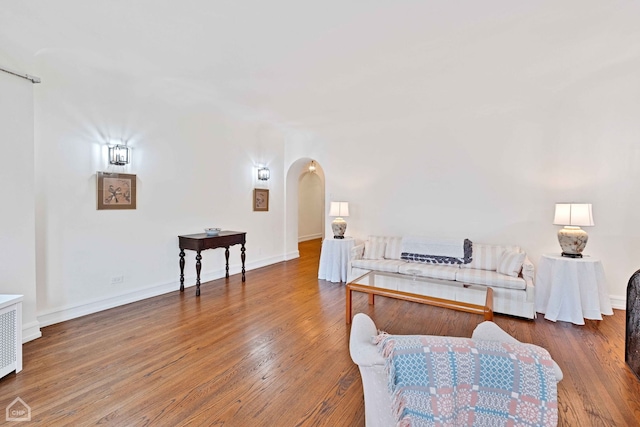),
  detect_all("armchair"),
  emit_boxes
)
[349,313,563,427]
